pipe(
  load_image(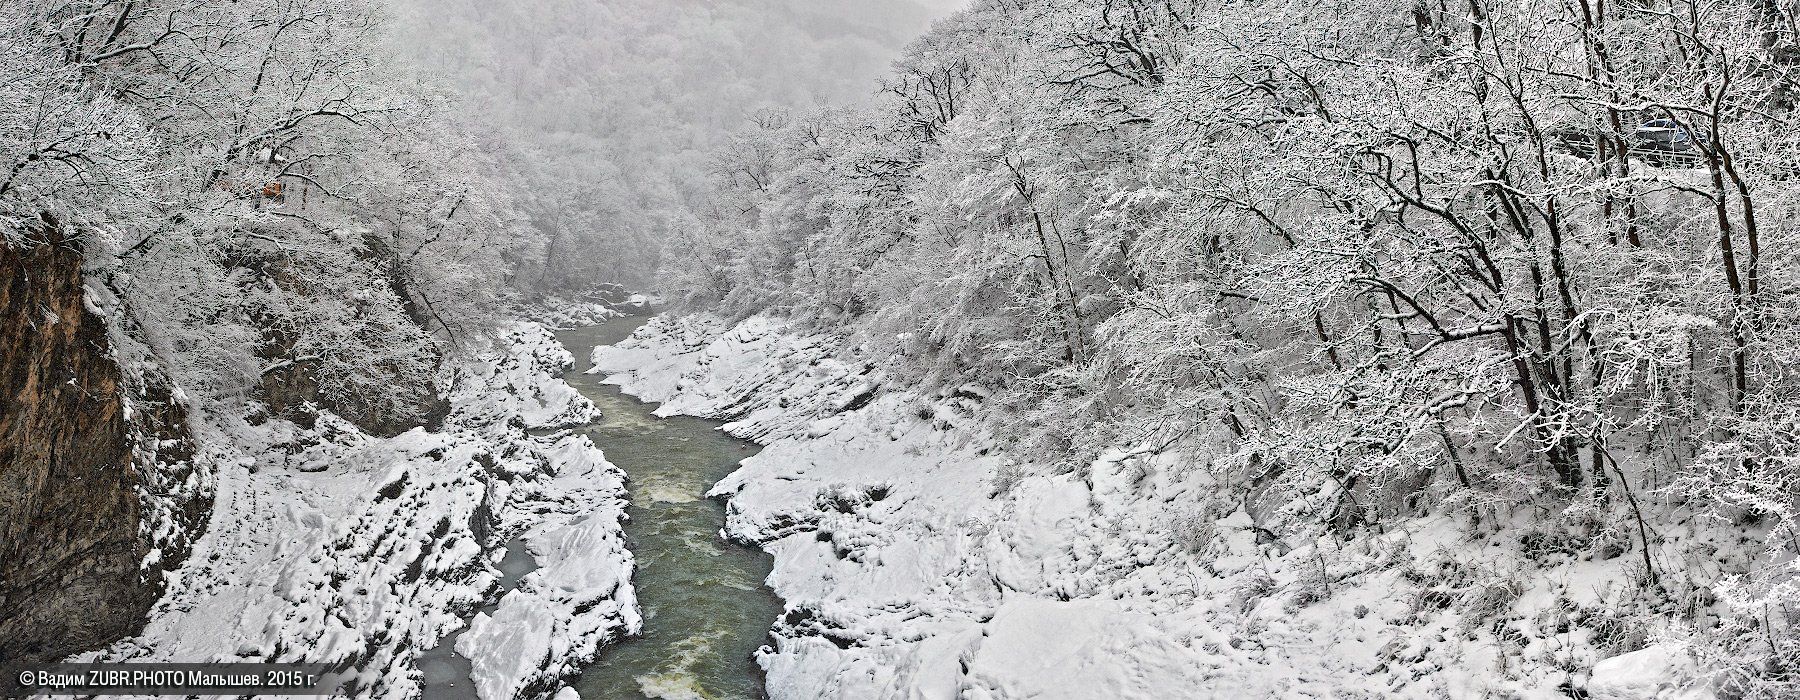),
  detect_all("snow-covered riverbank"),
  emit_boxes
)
[593,314,1697,700]
[86,324,637,700]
